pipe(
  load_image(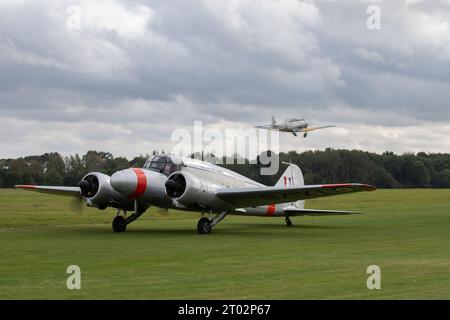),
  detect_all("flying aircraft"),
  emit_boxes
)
[16,154,375,234]
[256,117,336,137]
